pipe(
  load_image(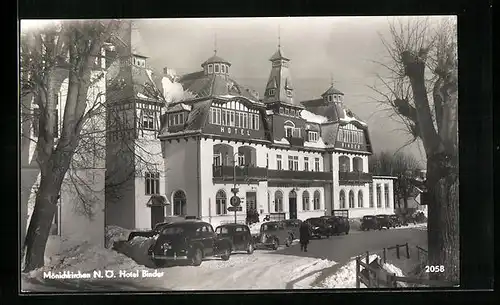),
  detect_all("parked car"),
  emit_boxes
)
[128,216,194,241]
[321,216,350,235]
[376,214,393,229]
[389,214,402,227]
[254,221,293,250]
[215,223,254,254]
[305,218,333,238]
[360,215,379,231]
[147,221,232,267]
[281,219,302,240]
